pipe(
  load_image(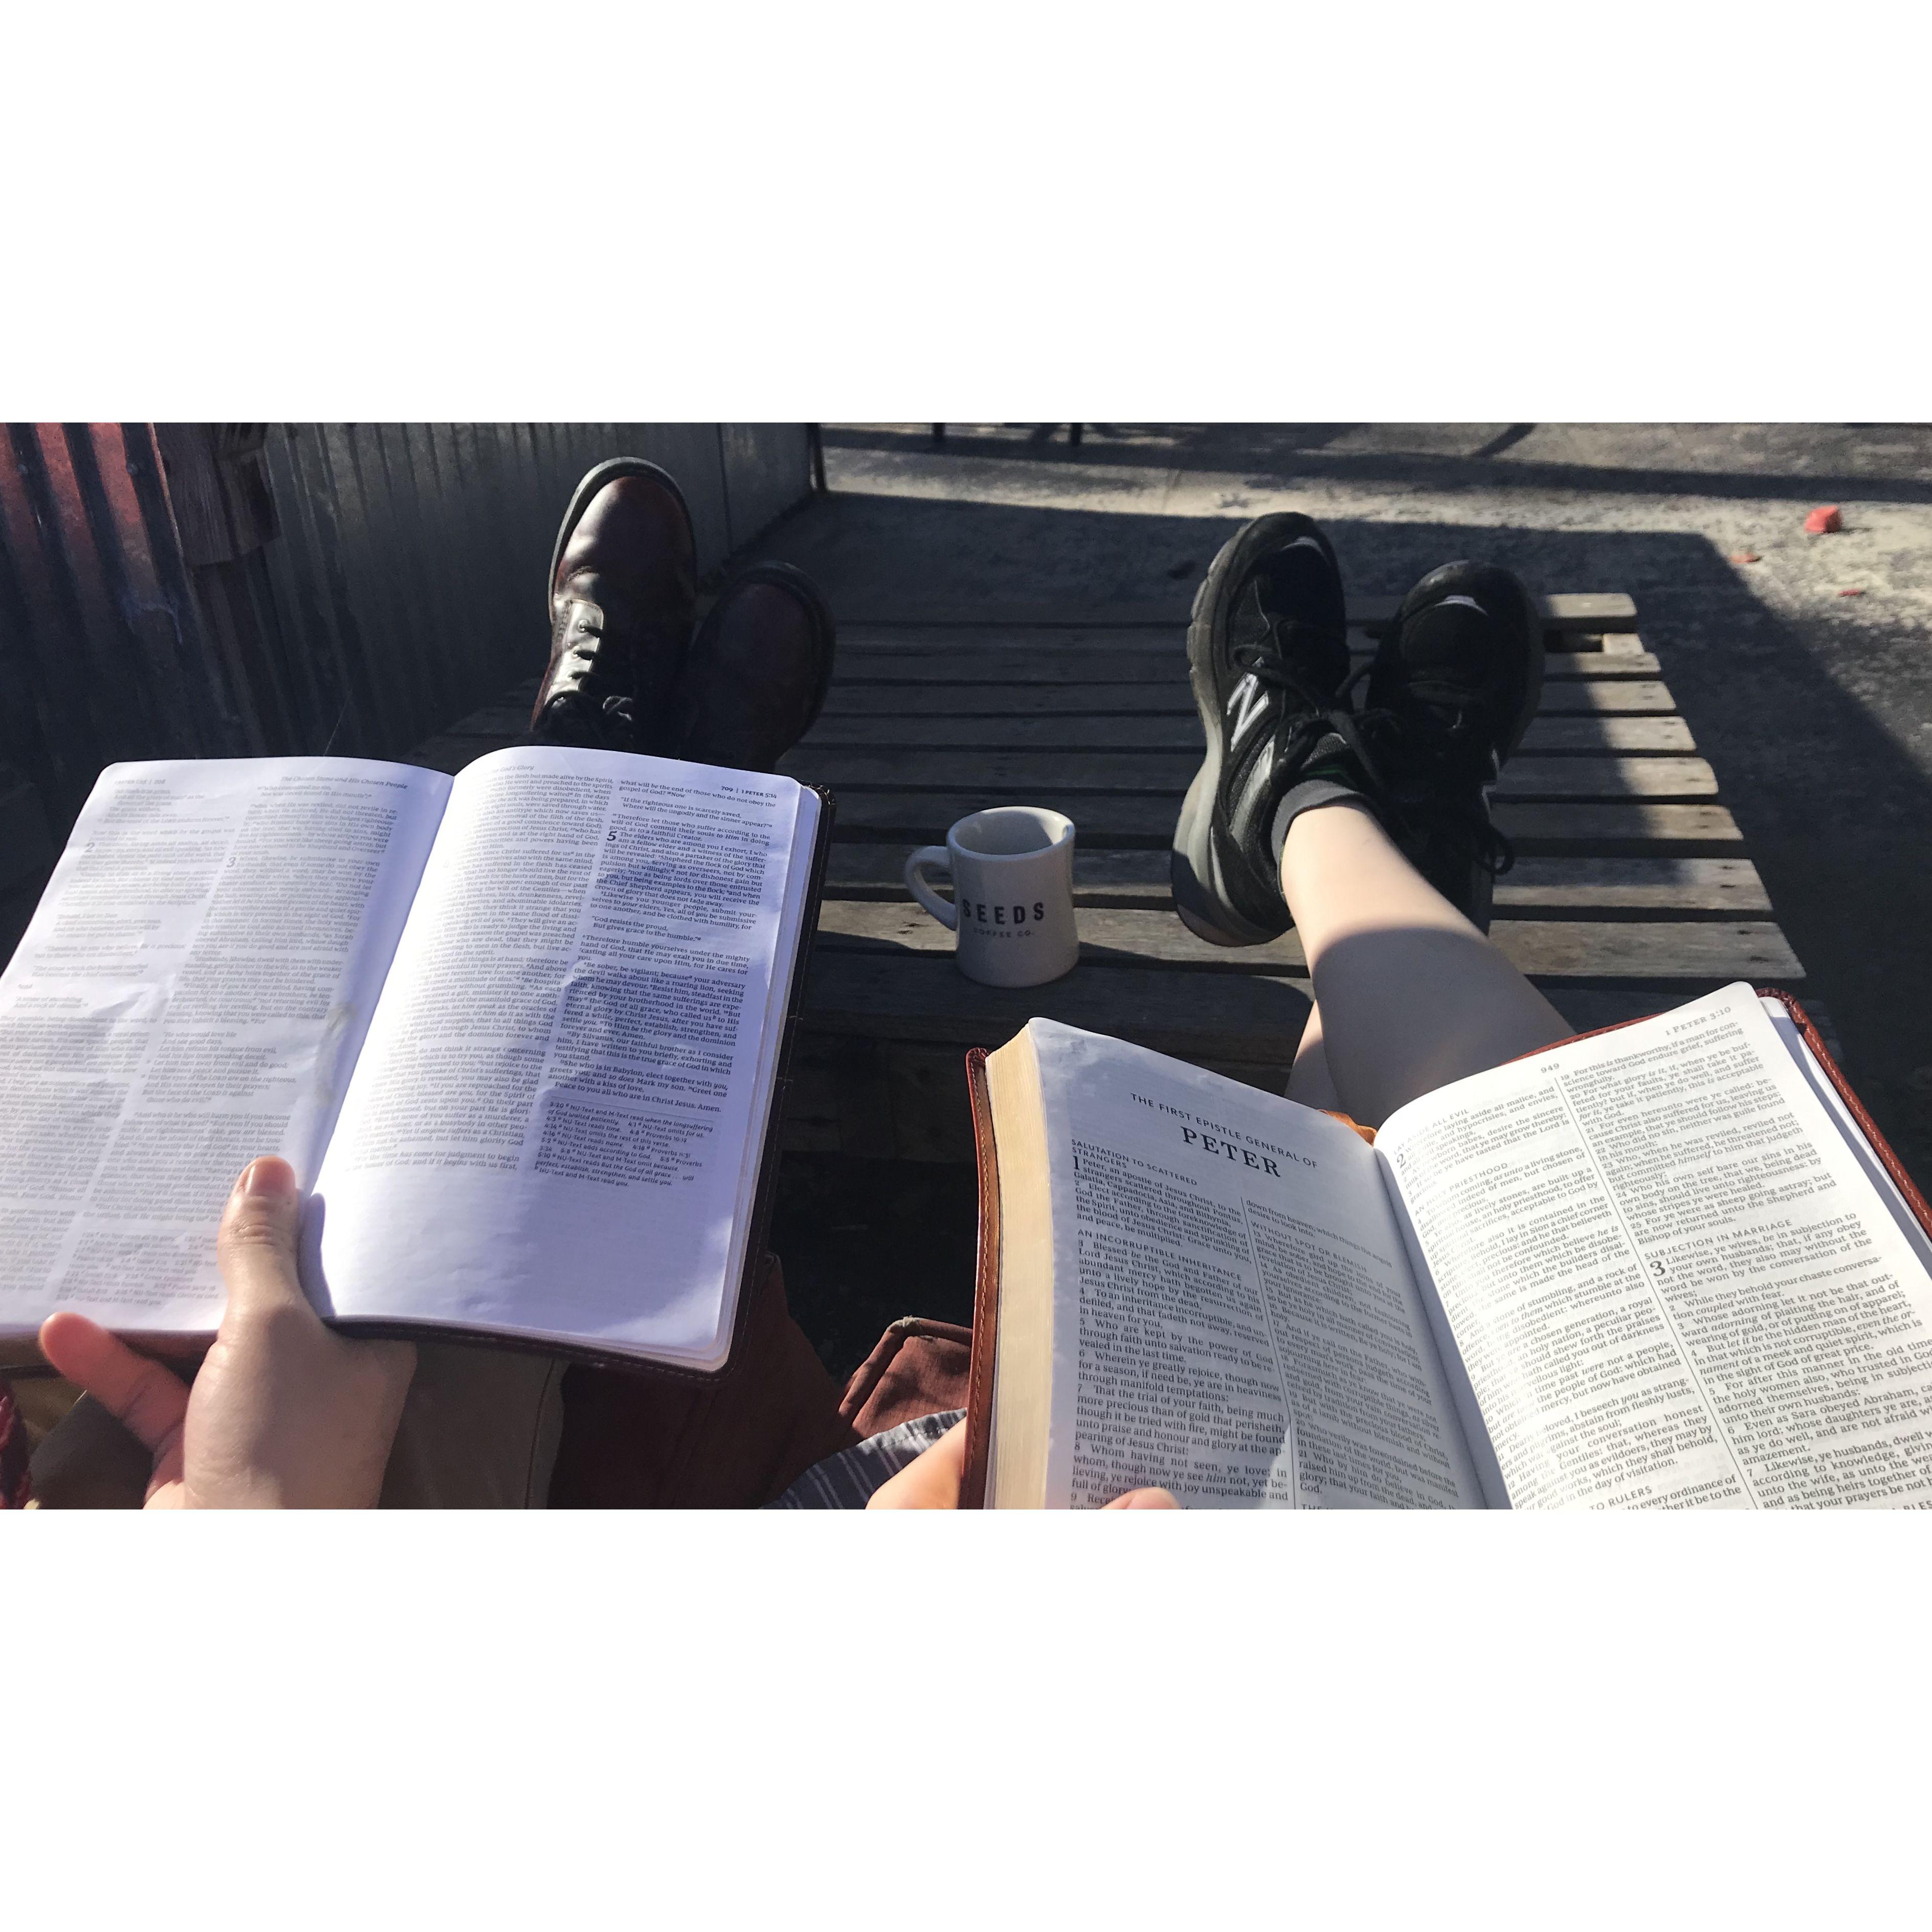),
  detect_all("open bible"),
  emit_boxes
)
[961,985,1932,1508]
[0,749,829,1371]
